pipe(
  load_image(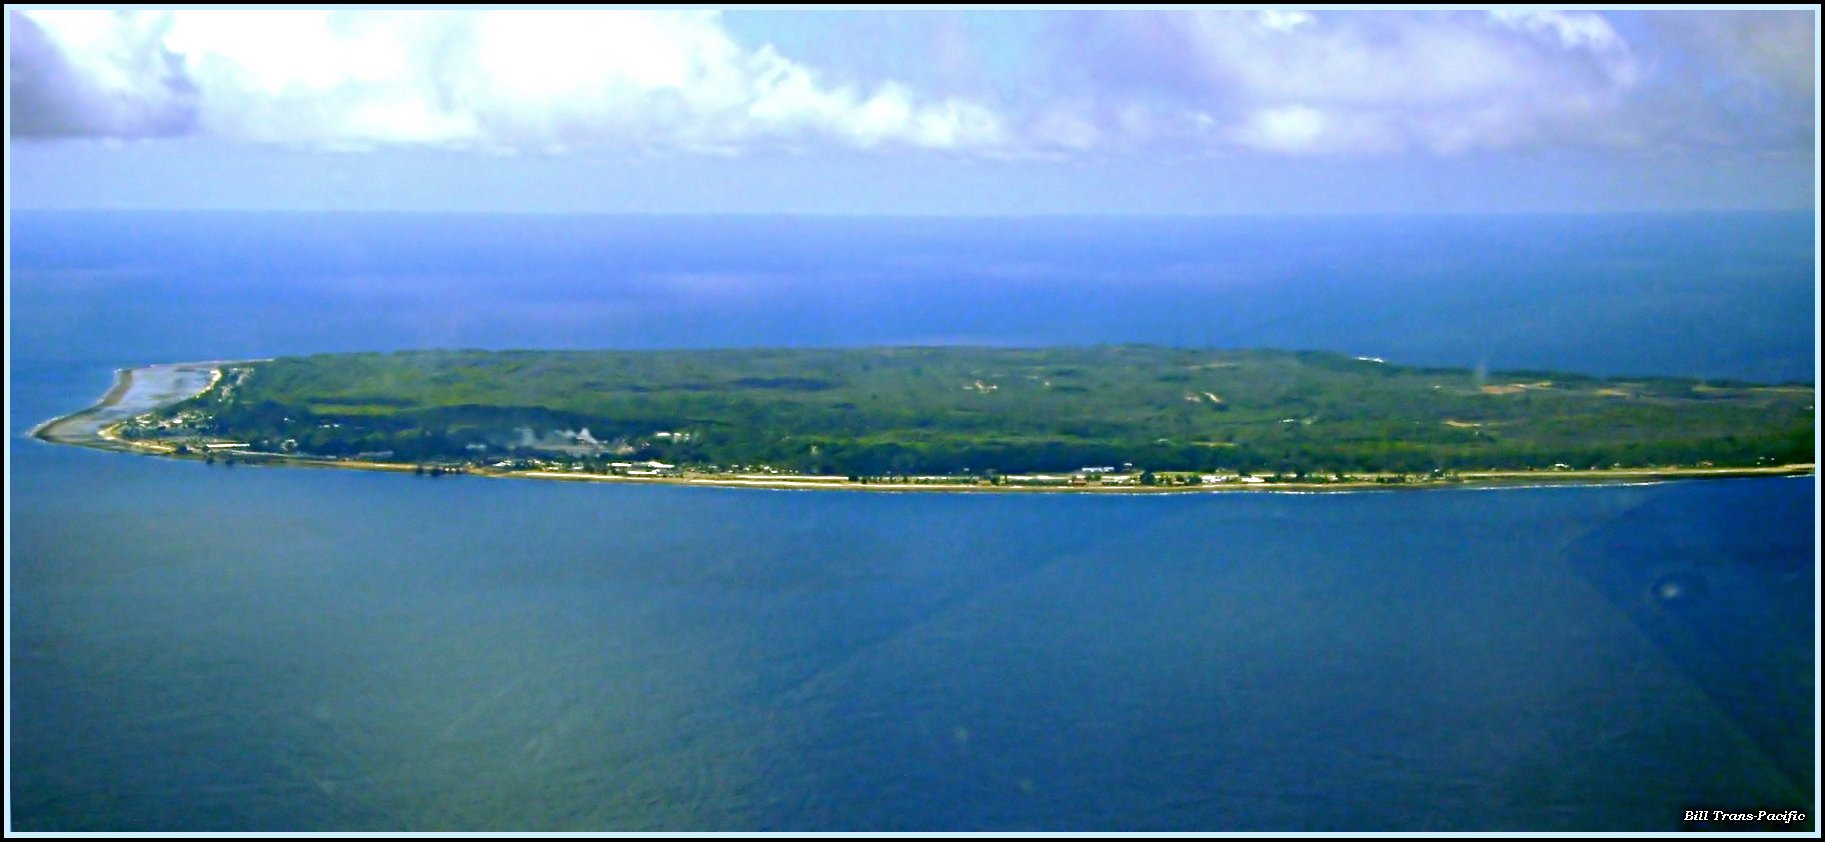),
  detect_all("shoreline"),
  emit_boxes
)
[27,366,137,441]
[32,363,1818,494]
[30,360,253,450]
[497,464,1815,493]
